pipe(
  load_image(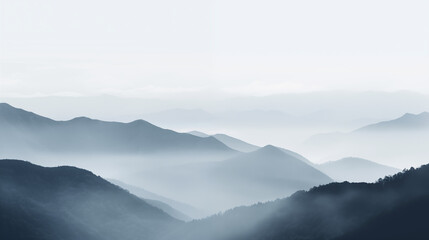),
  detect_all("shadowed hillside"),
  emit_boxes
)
[167,163,429,240]
[3,159,429,240]
[356,112,429,132]
[0,160,180,240]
